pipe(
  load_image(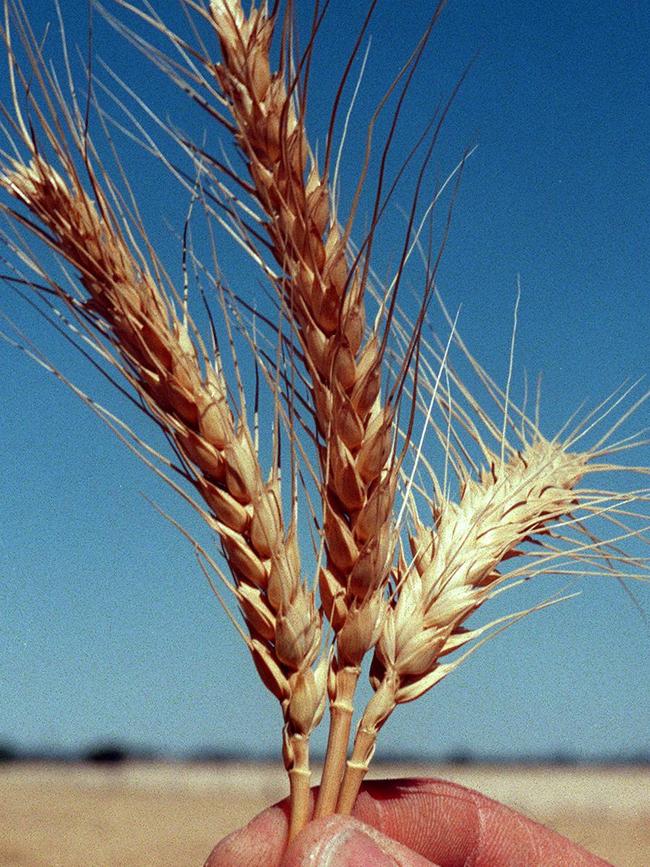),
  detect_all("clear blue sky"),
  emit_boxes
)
[1,0,648,762]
